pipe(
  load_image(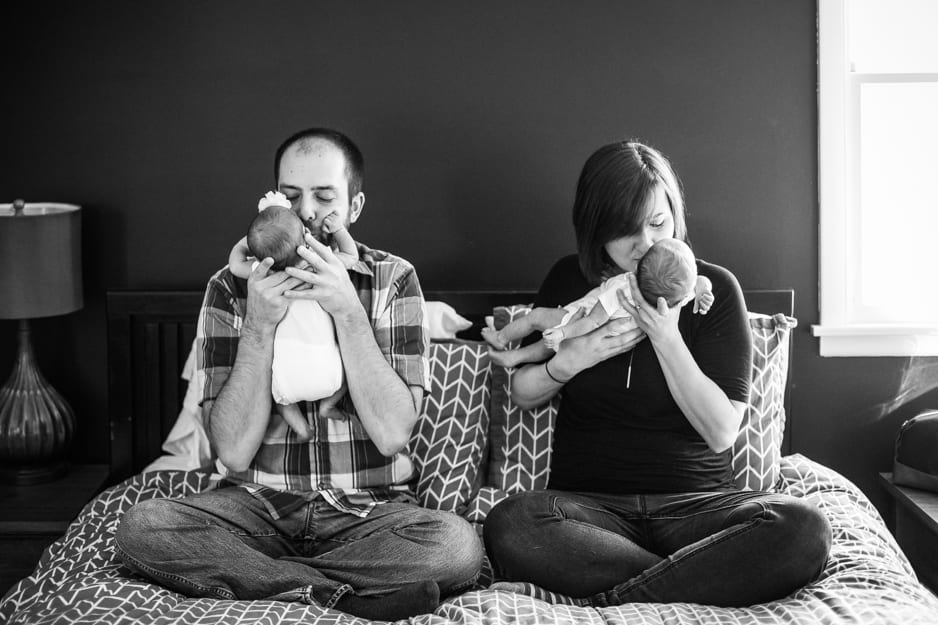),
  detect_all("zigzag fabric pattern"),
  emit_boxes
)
[4,455,938,624]
[486,305,558,493]
[732,313,797,491]
[408,341,491,513]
